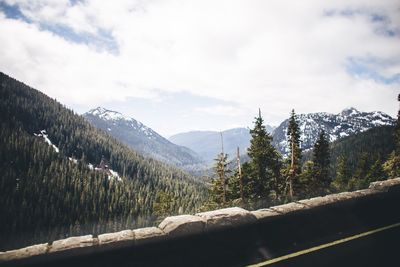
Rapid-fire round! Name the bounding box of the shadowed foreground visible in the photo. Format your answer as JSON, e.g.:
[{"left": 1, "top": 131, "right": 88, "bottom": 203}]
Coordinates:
[{"left": 1, "top": 178, "right": 400, "bottom": 267}]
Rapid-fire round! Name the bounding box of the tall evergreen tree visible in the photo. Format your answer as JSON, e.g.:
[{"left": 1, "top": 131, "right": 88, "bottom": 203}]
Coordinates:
[
  {"left": 312, "top": 130, "right": 331, "bottom": 194},
  {"left": 153, "top": 191, "right": 176, "bottom": 221},
  {"left": 383, "top": 94, "right": 400, "bottom": 178},
  {"left": 332, "top": 155, "right": 351, "bottom": 191},
  {"left": 299, "top": 161, "right": 315, "bottom": 198},
  {"left": 349, "top": 153, "right": 370, "bottom": 190},
  {"left": 227, "top": 147, "right": 244, "bottom": 202},
  {"left": 383, "top": 151, "right": 400, "bottom": 178},
  {"left": 246, "top": 109, "right": 282, "bottom": 204},
  {"left": 396, "top": 93, "right": 400, "bottom": 155},
  {"left": 212, "top": 152, "right": 230, "bottom": 204},
  {"left": 286, "top": 109, "right": 301, "bottom": 199},
  {"left": 366, "top": 158, "right": 387, "bottom": 183}
]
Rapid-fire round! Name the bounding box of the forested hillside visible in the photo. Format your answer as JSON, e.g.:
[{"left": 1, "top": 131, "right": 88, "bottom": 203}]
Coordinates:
[
  {"left": 0, "top": 72, "right": 207, "bottom": 251},
  {"left": 329, "top": 126, "right": 395, "bottom": 173},
  {"left": 302, "top": 125, "right": 394, "bottom": 179}
]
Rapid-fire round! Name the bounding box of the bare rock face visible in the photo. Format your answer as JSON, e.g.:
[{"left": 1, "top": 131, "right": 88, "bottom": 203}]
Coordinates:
[
  {"left": 159, "top": 215, "right": 206, "bottom": 237},
  {"left": 196, "top": 207, "right": 257, "bottom": 231},
  {"left": 0, "top": 243, "right": 48, "bottom": 261},
  {"left": 133, "top": 227, "right": 165, "bottom": 245},
  {"left": 98, "top": 230, "right": 135, "bottom": 248},
  {"left": 49, "top": 235, "right": 94, "bottom": 253}
]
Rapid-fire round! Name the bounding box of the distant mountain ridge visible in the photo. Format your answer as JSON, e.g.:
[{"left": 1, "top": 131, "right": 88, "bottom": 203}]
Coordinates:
[
  {"left": 169, "top": 108, "right": 395, "bottom": 163},
  {"left": 272, "top": 107, "right": 395, "bottom": 156},
  {"left": 169, "top": 128, "right": 255, "bottom": 165},
  {"left": 84, "top": 107, "right": 206, "bottom": 172}
]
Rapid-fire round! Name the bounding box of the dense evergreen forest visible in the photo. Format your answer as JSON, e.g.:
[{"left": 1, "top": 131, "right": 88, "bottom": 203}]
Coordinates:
[
  {"left": 307, "top": 125, "right": 395, "bottom": 183},
  {"left": 0, "top": 72, "right": 207, "bottom": 251},
  {"left": 206, "top": 106, "right": 399, "bottom": 211}
]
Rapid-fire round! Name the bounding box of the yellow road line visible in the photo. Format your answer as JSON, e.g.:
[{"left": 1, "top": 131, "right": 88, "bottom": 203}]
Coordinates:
[{"left": 248, "top": 222, "right": 400, "bottom": 267}]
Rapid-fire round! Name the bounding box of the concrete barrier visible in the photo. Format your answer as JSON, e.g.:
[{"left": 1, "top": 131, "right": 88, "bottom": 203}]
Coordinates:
[{"left": 1, "top": 177, "right": 399, "bottom": 266}]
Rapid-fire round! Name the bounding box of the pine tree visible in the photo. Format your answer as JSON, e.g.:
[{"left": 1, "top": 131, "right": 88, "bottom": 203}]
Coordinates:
[
  {"left": 396, "top": 93, "right": 400, "bottom": 155},
  {"left": 312, "top": 130, "right": 331, "bottom": 194},
  {"left": 299, "top": 161, "right": 315, "bottom": 198},
  {"left": 153, "top": 191, "right": 176, "bottom": 221},
  {"left": 383, "top": 152, "right": 400, "bottom": 179},
  {"left": 228, "top": 147, "right": 244, "bottom": 202},
  {"left": 383, "top": 93, "right": 400, "bottom": 179},
  {"left": 349, "top": 153, "right": 370, "bottom": 190},
  {"left": 366, "top": 158, "right": 387, "bottom": 183},
  {"left": 332, "top": 155, "right": 351, "bottom": 191},
  {"left": 286, "top": 109, "right": 301, "bottom": 199},
  {"left": 212, "top": 152, "right": 230, "bottom": 204},
  {"left": 246, "top": 109, "right": 282, "bottom": 204}
]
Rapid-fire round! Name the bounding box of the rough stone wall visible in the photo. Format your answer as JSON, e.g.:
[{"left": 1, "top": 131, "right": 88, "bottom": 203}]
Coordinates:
[{"left": 1, "top": 177, "right": 399, "bottom": 263}]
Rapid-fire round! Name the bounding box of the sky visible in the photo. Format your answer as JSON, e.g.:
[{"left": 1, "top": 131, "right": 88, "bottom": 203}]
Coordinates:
[{"left": 0, "top": 0, "right": 399, "bottom": 137}]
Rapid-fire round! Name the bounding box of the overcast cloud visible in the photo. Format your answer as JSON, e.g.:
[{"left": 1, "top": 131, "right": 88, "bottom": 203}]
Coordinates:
[{"left": 0, "top": 0, "right": 399, "bottom": 136}]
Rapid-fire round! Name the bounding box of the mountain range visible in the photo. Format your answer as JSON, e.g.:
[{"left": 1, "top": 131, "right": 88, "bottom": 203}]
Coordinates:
[
  {"left": 84, "top": 106, "right": 395, "bottom": 169},
  {"left": 169, "top": 108, "right": 394, "bottom": 162},
  {"left": 272, "top": 107, "right": 395, "bottom": 155},
  {"left": 84, "top": 107, "right": 206, "bottom": 173}
]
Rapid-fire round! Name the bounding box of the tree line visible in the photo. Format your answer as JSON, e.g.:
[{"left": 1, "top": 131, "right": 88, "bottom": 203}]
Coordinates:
[{"left": 205, "top": 97, "right": 400, "bottom": 210}]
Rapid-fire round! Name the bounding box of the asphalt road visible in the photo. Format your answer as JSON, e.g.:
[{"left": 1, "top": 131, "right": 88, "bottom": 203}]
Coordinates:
[{"left": 248, "top": 222, "right": 400, "bottom": 267}]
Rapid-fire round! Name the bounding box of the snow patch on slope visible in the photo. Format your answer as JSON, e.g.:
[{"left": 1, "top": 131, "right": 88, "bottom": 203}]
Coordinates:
[
  {"left": 34, "top": 130, "right": 59, "bottom": 153},
  {"left": 108, "top": 169, "right": 122, "bottom": 181}
]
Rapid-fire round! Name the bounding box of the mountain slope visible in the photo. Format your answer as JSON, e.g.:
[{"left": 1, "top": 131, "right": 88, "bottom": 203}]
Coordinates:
[
  {"left": 0, "top": 72, "right": 206, "bottom": 250},
  {"left": 328, "top": 125, "right": 395, "bottom": 174},
  {"left": 302, "top": 125, "right": 395, "bottom": 180},
  {"left": 169, "top": 128, "right": 254, "bottom": 165},
  {"left": 84, "top": 107, "right": 206, "bottom": 173},
  {"left": 272, "top": 108, "right": 395, "bottom": 156}
]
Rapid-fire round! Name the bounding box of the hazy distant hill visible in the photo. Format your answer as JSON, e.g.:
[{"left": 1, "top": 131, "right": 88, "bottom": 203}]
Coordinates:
[
  {"left": 84, "top": 107, "right": 206, "bottom": 173},
  {"left": 169, "top": 128, "right": 255, "bottom": 165}
]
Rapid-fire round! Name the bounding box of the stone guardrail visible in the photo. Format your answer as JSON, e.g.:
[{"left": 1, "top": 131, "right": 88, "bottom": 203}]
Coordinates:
[{"left": 1, "top": 177, "right": 400, "bottom": 265}]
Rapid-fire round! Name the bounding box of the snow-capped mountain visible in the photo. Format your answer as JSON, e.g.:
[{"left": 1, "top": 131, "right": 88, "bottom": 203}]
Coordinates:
[
  {"left": 84, "top": 107, "right": 206, "bottom": 172},
  {"left": 272, "top": 107, "right": 395, "bottom": 156}
]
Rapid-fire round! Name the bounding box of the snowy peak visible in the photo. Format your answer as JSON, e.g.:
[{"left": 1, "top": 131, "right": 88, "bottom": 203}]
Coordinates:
[
  {"left": 88, "top": 107, "right": 131, "bottom": 122},
  {"left": 272, "top": 109, "right": 395, "bottom": 156},
  {"left": 340, "top": 107, "right": 360, "bottom": 117},
  {"left": 86, "top": 107, "right": 156, "bottom": 140}
]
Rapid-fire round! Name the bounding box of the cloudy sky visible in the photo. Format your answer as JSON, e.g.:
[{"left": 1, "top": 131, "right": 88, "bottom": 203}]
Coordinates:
[{"left": 0, "top": 0, "right": 399, "bottom": 137}]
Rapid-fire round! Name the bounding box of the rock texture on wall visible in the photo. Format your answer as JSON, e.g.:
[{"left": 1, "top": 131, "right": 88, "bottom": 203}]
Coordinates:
[{"left": 1, "top": 177, "right": 399, "bottom": 263}]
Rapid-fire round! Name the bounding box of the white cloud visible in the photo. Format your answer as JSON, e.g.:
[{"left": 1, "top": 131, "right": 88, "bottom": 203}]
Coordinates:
[
  {"left": 0, "top": 0, "right": 399, "bottom": 133},
  {"left": 193, "top": 105, "right": 248, "bottom": 117}
]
